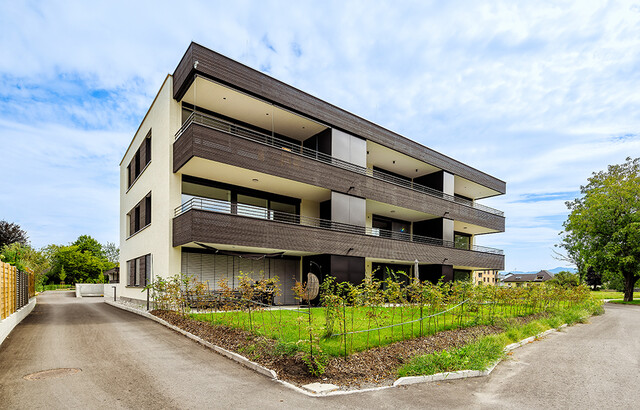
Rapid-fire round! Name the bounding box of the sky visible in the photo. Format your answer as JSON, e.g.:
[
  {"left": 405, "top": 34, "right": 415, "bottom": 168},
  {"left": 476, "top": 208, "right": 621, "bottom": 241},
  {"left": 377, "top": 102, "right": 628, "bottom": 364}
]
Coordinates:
[{"left": 1, "top": 0, "right": 639, "bottom": 272}]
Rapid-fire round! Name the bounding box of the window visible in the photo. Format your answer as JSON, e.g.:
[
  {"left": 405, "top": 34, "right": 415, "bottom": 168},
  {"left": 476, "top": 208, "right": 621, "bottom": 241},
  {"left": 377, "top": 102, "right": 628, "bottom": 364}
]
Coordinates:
[
  {"left": 128, "top": 192, "right": 151, "bottom": 237},
  {"left": 127, "top": 130, "right": 152, "bottom": 189},
  {"left": 454, "top": 232, "right": 471, "bottom": 250},
  {"left": 127, "top": 254, "right": 151, "bottom": 287}
]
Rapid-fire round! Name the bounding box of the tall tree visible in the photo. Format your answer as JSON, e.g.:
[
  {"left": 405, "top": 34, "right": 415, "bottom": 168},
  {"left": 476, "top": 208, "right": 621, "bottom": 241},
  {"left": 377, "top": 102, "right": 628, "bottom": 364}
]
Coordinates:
[
  {"left": 102, "top": 242, "right": 120, "bottom": 264},
  {"left": 0, "top": 220, "right": 28, "bottom": 249},
  {"left": 561, "top": 157, "right": 640, "bottom": 302},
  {"left": 72, "top": 235, "right": 104, "bottom": 258}
]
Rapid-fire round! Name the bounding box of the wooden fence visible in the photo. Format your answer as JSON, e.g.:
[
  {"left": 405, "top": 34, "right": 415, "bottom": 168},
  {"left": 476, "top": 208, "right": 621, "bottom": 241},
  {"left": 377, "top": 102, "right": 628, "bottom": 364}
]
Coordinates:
[{"left": 1, "top": 261, "right": 34, "bottom": 320}]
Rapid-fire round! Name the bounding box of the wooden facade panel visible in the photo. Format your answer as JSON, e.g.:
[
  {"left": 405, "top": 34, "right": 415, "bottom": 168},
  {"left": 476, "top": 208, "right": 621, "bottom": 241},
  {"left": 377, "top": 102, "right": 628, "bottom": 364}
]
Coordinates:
[
  {"left": 173, "top": 210, "right": 505, "bottom": 271},
  {"left": 173, "top": 42, "right": 506, "bottom": 194},
  {"left": 174, "top": 123, "right": 505, "bottom": 232}
]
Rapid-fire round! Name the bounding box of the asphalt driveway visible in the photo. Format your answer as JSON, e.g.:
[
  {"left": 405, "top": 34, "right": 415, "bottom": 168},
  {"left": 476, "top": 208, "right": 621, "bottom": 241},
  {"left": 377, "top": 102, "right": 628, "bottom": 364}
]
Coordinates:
[{"left": 0, "top": 292, "right": 638, "bottom": 409}]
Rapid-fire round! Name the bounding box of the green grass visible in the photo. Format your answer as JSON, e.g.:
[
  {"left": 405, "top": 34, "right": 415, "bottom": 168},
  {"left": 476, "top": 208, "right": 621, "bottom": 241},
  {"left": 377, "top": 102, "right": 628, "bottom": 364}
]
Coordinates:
[
  {"left": 397, "top": 299, "right": 603, "bottom": 377},
  {"left": 589, "top": 291, "right": 640, "bottom": 300},
  {"left": 608, "top": 299, "right": 640, "bottom": 305},
  {"left": 189, "top": 301, "right": 576, "bottom": 357}
]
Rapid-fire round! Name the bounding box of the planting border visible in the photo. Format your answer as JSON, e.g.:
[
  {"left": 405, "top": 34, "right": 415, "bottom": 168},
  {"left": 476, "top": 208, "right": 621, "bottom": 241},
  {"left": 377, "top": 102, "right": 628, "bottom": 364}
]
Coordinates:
[{"left": 105, "top": 299, "right": 569, "bottom": 397}]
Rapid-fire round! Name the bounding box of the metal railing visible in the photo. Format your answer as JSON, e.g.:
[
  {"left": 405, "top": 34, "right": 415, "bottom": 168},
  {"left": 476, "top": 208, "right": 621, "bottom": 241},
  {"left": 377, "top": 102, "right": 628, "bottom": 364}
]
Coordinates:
[
  {"left": 175, "top": 196, "right": 504, "bottom": 255},
  {"left": 175, "top": 112, "right": 504, "bottom": 217}
]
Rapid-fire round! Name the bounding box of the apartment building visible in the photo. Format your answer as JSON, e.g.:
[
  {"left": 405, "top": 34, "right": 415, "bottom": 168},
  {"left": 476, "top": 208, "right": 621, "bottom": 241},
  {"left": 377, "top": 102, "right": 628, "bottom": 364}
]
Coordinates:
[
  {"left": 118, "top": 42, "right": 506, "bottom": 304},
  {"left": 473, "top": 269, "right": 499, "bottom": 285}
]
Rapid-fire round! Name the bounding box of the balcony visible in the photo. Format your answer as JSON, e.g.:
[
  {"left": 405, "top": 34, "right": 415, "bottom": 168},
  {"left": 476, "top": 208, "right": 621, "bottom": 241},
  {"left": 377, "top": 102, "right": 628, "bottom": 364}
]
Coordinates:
[
  {"left": 175, "top": 196, "right": 504, "bottom": 256},
  {"left": 175, "top": 112, "right": 504, "bottom": 217}
]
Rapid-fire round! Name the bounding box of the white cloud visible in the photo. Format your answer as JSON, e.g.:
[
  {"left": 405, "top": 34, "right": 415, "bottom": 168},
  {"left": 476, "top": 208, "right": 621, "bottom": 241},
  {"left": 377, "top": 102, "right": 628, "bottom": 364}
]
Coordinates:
[{"left": 1, "top": 0, "right": 639, "bottom": 271}]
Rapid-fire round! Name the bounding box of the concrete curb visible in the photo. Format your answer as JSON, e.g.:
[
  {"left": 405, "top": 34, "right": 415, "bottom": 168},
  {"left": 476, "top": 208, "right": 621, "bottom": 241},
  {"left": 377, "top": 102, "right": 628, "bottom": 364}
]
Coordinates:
[
  {"left": 104, "top": 300, "right": 568, "bottom": 397},
  {"left": 0, "top": 297, "right": 37, "bottom": 347}
]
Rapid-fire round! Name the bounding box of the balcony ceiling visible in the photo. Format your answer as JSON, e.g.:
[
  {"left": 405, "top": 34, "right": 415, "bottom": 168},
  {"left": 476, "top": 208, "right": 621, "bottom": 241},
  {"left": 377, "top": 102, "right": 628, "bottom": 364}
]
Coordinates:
[
  {"left": 454, "top": 176, "right": 501, "bottom": 200},
  {"left": 454, "top": 220, "right": 499, "bottom": 235},
  {"left": 366, "top": 199, "right": 438, "bottom": 222},
  {"left": 367, "top": 141, "right": 439, "bottom": 178},
  {"left": 181, "top": 242, "right": 314, "bottom": 257},
  {"left": 179, "top": 157, "right": 331, "bottom": 202},
  {"left": 182, "top": 76, "right": 327, "bottom": 141}
]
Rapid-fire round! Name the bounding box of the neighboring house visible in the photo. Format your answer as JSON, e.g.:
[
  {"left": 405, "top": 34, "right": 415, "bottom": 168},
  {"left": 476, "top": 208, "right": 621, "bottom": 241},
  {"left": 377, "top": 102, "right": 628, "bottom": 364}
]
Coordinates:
[
  {"left": 103, "top": 267, "right": 119, "bottom": 284},
  {"left": 503, "top": 270, "right": 554, "bottom": 287},
  {"left": 117, "top": 42, "right": 506, "bottom": 304},
  {"left": 473, "top": 269, "right": 499, "bottom": 285}
]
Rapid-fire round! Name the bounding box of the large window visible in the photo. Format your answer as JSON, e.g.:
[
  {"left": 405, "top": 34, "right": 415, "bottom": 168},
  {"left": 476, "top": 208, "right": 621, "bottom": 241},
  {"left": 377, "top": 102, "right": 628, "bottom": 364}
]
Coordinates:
[
  {"left": 127, "top": 254, "right": 151, "bottom": 287},
  {"left": 127, "top": 192, "right": 151, "bottom": 237},
  {"left": 127, "top": 130, "right": 151, "bottom": 189},
  {"left": 181, "top": 176, "right": 300, "bottom": 221},
  {"left": 371, "top": 215, "right": 410, "bottom": 239}
]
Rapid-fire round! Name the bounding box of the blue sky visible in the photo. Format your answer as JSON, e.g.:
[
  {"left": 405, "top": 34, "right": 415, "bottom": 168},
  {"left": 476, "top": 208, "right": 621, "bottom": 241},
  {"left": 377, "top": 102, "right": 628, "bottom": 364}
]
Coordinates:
[{"left": 1, "top": 1, "right": 639, "bottom": 271}]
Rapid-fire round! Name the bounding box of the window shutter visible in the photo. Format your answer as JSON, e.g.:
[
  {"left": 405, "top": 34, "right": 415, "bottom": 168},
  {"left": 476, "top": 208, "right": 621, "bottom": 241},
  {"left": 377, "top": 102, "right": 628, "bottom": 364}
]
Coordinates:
[
  {"left": 128, "top": 260, "right": 135, "bottom": 286},
  {"left": 139, "top": 256, "right": 146, "bottom": 287}
]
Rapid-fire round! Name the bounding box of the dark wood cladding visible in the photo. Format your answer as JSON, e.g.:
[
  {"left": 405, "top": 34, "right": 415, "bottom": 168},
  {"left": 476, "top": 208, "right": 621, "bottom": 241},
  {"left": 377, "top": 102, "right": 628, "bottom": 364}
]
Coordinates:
[
  {"left": 172, "top": 42, "right": 506, "bottom": 195},
  {"left": 173, "top": 210, "right": 505, "bottom": 270},
  {"left": 174, "top": 122, "right": 505, "bottom": 232}
]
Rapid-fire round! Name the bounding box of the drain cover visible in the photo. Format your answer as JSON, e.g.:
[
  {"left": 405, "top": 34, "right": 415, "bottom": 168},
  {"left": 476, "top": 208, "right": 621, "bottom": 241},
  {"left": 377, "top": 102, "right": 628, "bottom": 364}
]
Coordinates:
[{"left": 23, "top": 368, "right": 82, "bottom": 381}]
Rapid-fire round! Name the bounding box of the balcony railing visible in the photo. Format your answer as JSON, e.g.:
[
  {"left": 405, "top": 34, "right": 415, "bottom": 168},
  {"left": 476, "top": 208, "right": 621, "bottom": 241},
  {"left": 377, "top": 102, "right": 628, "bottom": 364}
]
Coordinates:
[
  {"left": 175, "top": 111, "right": 504, "bottom": 217},
  {"left": 175, "top": 196, "right": 504, "bottom": 256}
]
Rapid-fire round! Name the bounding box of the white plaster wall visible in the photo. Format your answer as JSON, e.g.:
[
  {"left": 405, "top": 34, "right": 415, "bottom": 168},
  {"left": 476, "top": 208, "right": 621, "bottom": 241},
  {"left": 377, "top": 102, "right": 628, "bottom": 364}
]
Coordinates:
[{"left": 118, "top": 75, "right": 182, "bottom": 302}]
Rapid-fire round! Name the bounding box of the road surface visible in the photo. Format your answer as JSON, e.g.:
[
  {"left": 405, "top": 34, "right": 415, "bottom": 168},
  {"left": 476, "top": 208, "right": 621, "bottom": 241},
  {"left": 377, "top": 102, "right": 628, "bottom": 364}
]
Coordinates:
[{"left": 0, "top": 291, "right": 638, "bottom": 409}]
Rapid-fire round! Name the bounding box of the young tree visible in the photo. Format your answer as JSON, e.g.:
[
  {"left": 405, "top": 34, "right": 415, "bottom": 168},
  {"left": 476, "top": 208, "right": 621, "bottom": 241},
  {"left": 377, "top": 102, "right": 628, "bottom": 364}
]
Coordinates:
[
  {"left": 0, "top": 220, "right": 28, "bottom": 249},
  {"left": 561, "top": 157, "right": 640, "bottom": 301}
]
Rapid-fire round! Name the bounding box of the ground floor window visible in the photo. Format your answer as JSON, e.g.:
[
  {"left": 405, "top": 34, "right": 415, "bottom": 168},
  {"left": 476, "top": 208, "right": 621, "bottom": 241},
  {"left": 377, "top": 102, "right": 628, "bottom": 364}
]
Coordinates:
[
  {"left": 180, "top": 249, "right": 299, "bottom": 305},
  {"left": 127, "top": 254, "right": 151, "bottom": 287}
]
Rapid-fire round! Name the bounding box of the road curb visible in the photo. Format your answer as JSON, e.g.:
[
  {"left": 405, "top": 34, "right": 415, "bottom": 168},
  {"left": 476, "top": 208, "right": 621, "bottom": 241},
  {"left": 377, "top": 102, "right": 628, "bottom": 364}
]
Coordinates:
[{"left": 104, "top": 300, "right": 568, "bottom": 397}]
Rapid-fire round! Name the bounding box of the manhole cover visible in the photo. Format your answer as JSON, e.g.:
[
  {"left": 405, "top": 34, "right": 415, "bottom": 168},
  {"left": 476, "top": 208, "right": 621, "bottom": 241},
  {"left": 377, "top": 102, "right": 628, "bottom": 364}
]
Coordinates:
[{"left": 23, "top": 368, "right": 82, "bottom": 381}]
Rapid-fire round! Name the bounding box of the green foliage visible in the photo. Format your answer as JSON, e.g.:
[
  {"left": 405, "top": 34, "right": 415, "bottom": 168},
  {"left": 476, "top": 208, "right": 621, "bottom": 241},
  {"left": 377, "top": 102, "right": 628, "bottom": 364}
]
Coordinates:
[
  {"left": 398, "top": 299, "right": 603, "bottom": 377},
  {"left": 1, "top": 242, "right": 50, "bottom": 288},
  {"left": 561, "top": 157, "right": 640, "bottom": 301},
  {"left": 0, "top": 242, "right": 28, "bottom": 271},
  {"left": 185, "top": 271, "right": 594, "bottom": 379},
  {"left": 548, "top": 271, "right": 580, "bottom": 288},
  {"left": 72, "top": 235, "right": 104, "bottom": 258},
  {"left": 59, "top": 266, "right": 67, "bottom": 283},
  {"left": 46, "top": 235, "right": 116, "bottom": 284}
]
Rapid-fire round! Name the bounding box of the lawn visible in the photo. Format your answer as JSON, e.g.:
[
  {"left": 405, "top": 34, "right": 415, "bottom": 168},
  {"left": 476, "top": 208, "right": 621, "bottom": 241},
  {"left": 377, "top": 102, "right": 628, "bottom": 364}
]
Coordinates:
[
  {"left": 590, "top": 291, "right": 640, "bottom": 300},
  {"left": 190, "top": 300, "right": 577, "bottom": 357}
]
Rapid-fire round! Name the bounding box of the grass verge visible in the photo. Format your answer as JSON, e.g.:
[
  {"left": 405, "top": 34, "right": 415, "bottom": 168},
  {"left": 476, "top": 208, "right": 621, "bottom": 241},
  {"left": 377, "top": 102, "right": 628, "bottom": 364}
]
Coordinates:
[
  {"left": 608, "top": 299, "right": 640, "bottom": 305},
  {"left": 397, "top": 299, "right": 604, "bottom": 378}
]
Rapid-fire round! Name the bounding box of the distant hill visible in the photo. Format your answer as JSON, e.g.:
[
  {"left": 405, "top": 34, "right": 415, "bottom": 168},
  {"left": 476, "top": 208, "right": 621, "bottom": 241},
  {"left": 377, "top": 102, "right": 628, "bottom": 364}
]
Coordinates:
[{"left": 499, "top": 267, "right": 577, "bottom": 275}]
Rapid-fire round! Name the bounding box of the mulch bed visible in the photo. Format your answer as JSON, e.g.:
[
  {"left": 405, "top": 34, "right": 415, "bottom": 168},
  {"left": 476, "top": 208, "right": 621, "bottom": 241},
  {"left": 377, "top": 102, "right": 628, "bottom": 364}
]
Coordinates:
[{"left": 151, "top": 310, "right": 539, "bottom": 389}]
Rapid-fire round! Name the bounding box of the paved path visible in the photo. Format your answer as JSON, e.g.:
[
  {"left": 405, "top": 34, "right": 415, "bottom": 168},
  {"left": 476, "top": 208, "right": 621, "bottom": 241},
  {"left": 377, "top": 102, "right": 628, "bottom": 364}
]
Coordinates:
[{"left": 0, "top": 292, "right": 638, "bottom": 409}]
